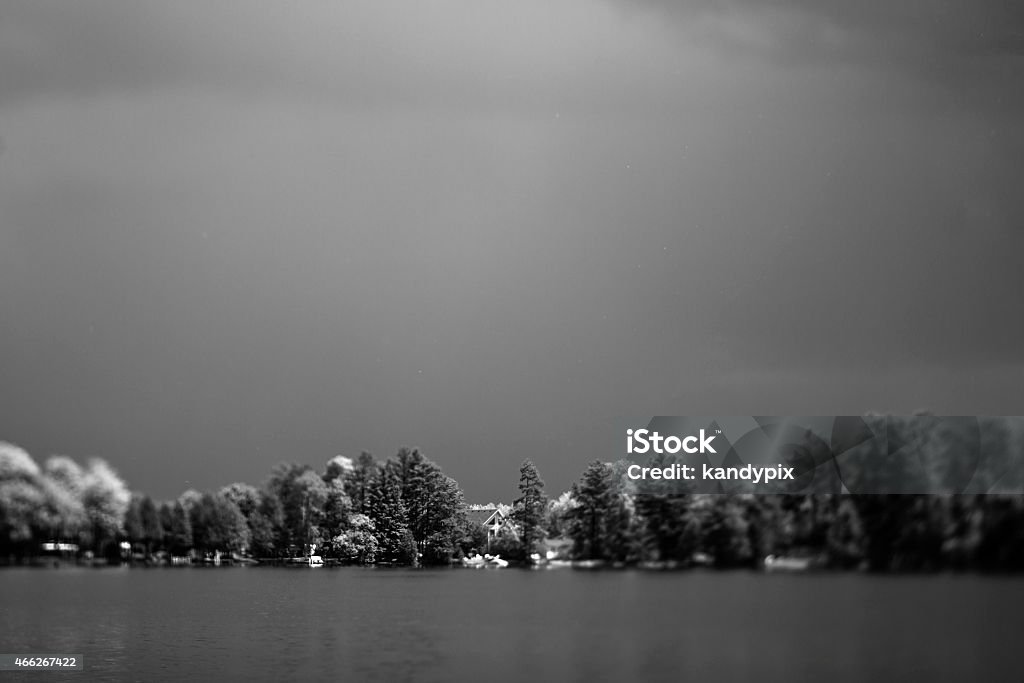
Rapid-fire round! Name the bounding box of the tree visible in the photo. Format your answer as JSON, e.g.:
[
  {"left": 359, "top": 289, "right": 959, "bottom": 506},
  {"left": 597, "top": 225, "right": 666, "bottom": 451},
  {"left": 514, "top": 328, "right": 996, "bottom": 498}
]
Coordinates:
[
  {"left": 267, "top": 463, "right": 329, "bottom": 555},
  {"left": 38, "top": 476, "right": 88, "bottom": 544},
  {"left": 0, "top": 444, "right": 45, "bottom": 555},
  {"left": 43, "top": 456, "right": 85, "bottom": 496},
  {"left": 219, "top": 483, "right": 261, "bottom": 520},
  {"left": 825, "top": 497, "right": 865, "bottom": 568},
  {"left": 81, "top": 459, "right": 130, "bottom": 558},
  {"left": 0, "top": 479, "right": 47, "bottom": 554},
  {"left": 851, "top": 494, "right": 918, "bottom": 571},
  {"left": 0, "top": 443, "right": 40, "bottom": 480},
  {"left": 189, "top": 493, "right": 250, "bottom": 555},
  {"left": 160, "top": 501, "right": 193, "bottom": 556},
  {"left": 139, "top": 495, "right": 163, "bottom": 554},
  {"left": 332, "top": 513, "right": 378, "bottom": 564},
  {"left": 324, "top": 455, "right": 354, "bottom": 484},
  {"left": 385, "top": 448, "right": 465, "bottom": 565},
  {"left": 366, "top": 466, "right": 415, "bottom": 564},
  {"left": 220, "top": 483, "right": 268, "bottom": 555},
  {"left": 457, "top": 514, "right": 490, "bottom": 556},
  {"left": 512, "top": 460, "right": 547, "bottom": 561},
  {"left": 124, "top": 494, "right": 145, "bottom": 547},
  {"left": 321, "top": 479, "right": 351, "bottom": 549},
  {"left": 634, "top": 452, "right": 699, "bottom": 564},
  {"left": 415, "top": 471, "right": 465, "bottom": 564},
  {"left": 976, "top": 497, "right": 1024, "bottom": 571},
  {"left": 248, "top": 491, "right": 284, "bottom": 558},
  {"left": 546, "top": 491, "right": 575, "bottom": 538},
  {"left": 41, "top": 455, "right": 89, "bottom": 544},
  {"left": 345, "top": 451, "right": 377, "bottom": 514},
  {"left": 604, "top": 492, "right": 640, "bottom": 563},
  {"left": 701, "top": 497, "right": 753, "bottom": 568},
  {"left": 177, "top": 489, "right": 204, "bottom": 515},
  {"left": 566, "top": 461, "right": 615, "bottom": 561},
  {"left": 124, "top": 494, "right": 164, "bottom": 556}
]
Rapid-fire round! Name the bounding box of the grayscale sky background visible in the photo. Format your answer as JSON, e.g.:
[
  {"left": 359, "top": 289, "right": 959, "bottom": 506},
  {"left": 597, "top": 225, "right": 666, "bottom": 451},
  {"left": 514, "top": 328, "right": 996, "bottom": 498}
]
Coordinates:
[{"left": 2, "top": 0, "right": 1023, "bottom": 501}]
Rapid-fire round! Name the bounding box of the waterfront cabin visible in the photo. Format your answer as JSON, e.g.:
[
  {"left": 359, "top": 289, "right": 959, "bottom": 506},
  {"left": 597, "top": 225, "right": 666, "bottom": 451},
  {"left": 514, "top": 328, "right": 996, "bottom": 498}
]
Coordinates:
[{"left": 466, "top": 506, "right": 511, "bottom": 550}]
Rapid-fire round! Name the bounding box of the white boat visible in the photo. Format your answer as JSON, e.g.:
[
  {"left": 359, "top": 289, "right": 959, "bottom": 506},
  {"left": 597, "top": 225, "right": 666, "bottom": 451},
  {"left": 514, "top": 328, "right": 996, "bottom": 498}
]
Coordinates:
[
  {"left": 308, "top": 555, "right": 324, "bottom": 567},
  {"left": 462, "top": 553, "right": 508, "bottom": 568},
  {"left": 485, "top": 554, "right": 508, "bottom": 568}
]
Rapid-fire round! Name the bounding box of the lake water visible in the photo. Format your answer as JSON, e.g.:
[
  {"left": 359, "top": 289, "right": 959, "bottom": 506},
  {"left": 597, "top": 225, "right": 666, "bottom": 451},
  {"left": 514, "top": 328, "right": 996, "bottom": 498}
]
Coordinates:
[{"left": 2, "top": 567, "right": 1022, "bottom": 682}]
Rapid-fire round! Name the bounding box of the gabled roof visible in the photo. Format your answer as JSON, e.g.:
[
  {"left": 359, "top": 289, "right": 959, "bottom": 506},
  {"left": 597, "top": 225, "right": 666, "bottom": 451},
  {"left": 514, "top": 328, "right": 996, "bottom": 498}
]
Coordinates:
[{"left": 466, "top": 507, "right": 504, "bottom": 526}]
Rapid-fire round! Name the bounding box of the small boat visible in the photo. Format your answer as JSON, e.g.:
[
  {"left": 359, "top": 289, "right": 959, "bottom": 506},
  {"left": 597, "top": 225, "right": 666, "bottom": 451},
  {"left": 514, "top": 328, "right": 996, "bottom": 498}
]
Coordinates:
[
  {"left": 308, "top": 555, "right": 324, "bottom": 567},
  {"left": 462, "top": 554, "right": 486, "bottom": 568},
  {"left": 461, "top": 553, "right": 508, "bottom": 568},
  {"left": 484, "top": 554, "right": 508, "bottom": 568}
]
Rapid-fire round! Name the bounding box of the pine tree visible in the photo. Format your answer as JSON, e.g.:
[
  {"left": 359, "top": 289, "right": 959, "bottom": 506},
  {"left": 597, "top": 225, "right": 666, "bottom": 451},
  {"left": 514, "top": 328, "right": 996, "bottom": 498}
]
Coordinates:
[
  {"left": 512, "top": 460, "right": 547, "bottom": 561},
  {"left": 567, "top": 461, "right": 615, "bottom": 561},
  {"left": 386, "top": 448, "right": 465, "bottom": 565},
  {"left": 634, "top": 451, "right": 698, "bottom": 563},
  {"left": 605, "top": 493, "right": 639, "bottom": 563},
  {"left": 345, "top": 451, "right": 377, "bottom": 514},
  {"left": 366, "top": 466, "right": 415, "bottom": 564}
]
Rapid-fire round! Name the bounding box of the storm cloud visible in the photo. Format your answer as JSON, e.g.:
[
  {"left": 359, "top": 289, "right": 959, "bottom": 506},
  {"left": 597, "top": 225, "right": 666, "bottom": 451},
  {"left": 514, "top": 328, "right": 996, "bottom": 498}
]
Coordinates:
[{"left": 1, "top": 1, "right": 1021, "bottom": 500}]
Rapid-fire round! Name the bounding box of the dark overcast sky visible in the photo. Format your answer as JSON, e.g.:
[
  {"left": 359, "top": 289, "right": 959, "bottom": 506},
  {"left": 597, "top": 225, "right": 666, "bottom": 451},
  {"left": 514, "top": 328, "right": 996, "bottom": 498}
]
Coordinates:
[{"left": 2, "top": 0, "right": 1023, "bottom": 502}]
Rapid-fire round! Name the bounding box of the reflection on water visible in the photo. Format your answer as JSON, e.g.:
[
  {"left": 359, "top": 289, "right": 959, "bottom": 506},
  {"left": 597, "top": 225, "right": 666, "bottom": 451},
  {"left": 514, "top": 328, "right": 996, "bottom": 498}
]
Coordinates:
[{"left": 2, "top": 567, "right": 1022, "bottom": 682}]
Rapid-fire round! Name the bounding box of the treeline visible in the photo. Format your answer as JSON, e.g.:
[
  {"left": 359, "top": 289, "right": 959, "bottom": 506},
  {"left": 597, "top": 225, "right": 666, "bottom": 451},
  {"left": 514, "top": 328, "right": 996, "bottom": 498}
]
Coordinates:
[
  {"left": 504, "top": 460, "right": 1024, "bottom": 571},
  {"left": 0, "top": 443, "right": 469, "bottom": 566},
  {"left": 6, "top": 439, "right": 1024, "bottom": 571}
]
